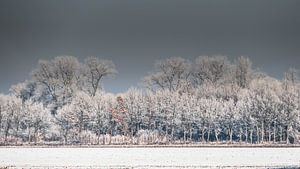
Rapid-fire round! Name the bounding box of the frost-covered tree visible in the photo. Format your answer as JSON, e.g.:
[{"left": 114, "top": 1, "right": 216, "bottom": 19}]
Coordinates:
[
  {"left": 10, "top": 80, "right": 37, "bottom": 103},
  {"left": 236, "top": 89, "right": 256, "bottom": 143},
  {"left": 249, "top": 77, "right": 282, "bottom": 143},
  {"left": 89, "top": 92, "right": 113, "bottom": 144},
  {"left": 55, "top": 105, "right": 73, "bottom": 144},
  {"left": 0, "top": 95, "right": 22, "bottom": 144},
  {"left": 2, "top": 55, "right": 300, "bottom": 145},
  {"left": 32, "top": 56, "right": 81, "bottom": 114},
  {"left": 23, "top": 100, "right": 50, "bottom": 144},
  {"left": 56, "top": 91, "right": 95, "bottom": 143},
  {"left": 123, "top": 88, "right": 145, "bottom": 140},
  {"left": 0, "top": 95, "right": 4, "bottom": 135},
  {"left": 221, "top": 98, "right": 239, "bottom": 143},
  {"left": 235, "top": 56, "right": 253, "bottom": 88},
  {"left": 192, "top": 56, "right": 232, "bottom": 86},
  {"left": 83, "top": 56, "right": 117, "bottom": 96},
  {"left": 144, "top": 57, "right": 192, "bottom": 93},
  {"left": 280, "top": 68, "right": 300, "bottom": 144},
  {"left": 32, "top": 56, "right": 117, "bottom": 115}
]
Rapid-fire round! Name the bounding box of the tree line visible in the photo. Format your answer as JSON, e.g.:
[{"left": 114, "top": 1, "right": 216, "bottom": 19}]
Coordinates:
[{"left": 0, "top": 55, "right": 299, "bottom": 145}]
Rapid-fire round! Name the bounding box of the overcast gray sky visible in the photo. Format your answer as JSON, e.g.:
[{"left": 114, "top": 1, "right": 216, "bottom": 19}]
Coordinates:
[{"left": 0, "top": 0, "right": 300, "bottom": 93}]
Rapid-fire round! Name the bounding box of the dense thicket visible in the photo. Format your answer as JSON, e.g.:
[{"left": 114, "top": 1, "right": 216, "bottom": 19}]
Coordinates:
[{"left": 0, "top": 56, "right": 299, "bottom": 145}]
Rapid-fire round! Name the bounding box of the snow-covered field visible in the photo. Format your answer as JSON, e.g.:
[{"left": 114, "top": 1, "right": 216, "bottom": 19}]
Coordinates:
[{"left": 0, "top": 147, "right": 300, "bottom": 168}]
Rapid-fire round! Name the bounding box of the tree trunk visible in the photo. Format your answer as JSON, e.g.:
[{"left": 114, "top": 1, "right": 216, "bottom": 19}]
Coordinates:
[
  {"left": 34, "top": 128, "right": 38, "bottom": 144},
  {"left": 273, "top": 122, "right": 276, "bottom": 143},
  {"left": 97, "top": 134, "right": 100, "bottom": 145},
  {"left": 109, "top": 130, "right": 112, "bottom": 145},
  {"left": 183, "top": 127, "right": 186, "bottom": 144},
  {"left": 207, "top": 125, "right": 211, "bottom": 142},
  {"left": 79, "top": 111, "right": 83, "bottom": 144},
  {"left": 102, "top": 134, "right": 105, "bottom": 145},
  {"left": 64, "top": 134, "right": 67, "bottom": 145},
  {"left": 250, "top": 130, "right": 253, "bottom": 144},
  {"left": 131, "top": 130, "right": 135, "bottom": 144},
  {"left": 229, "top": 128, "right": 233, "bottom": 144},
  {"left": 280, "top": 126, "right": 283, "bottom": 142},
  {"left": 189, "top": 128, "right": 193, "bottom": 142},
  {"left": 201, "top": 128, "right": 205, "bottom": 143},
  {"left": 15, "top": 123, "right": 20, "bottom": 145},
  {"left": 63, "top": 129, "right": 68, "bottom": 145},
  {"left": 239, "top": 128, "right": 242, "bottom": 143},
  {"left": 261, "top": 121, "right": 264, "bottom": 143},
  {"left": 256, "top": 125, "right": 260, "bottom": 144},
  {"left": 28, "top": 127, "right": 31, "bottom": 144},
  {"left": 268, "top": 124, "right": 271, "bottom": 143},
  {"left": 4, "top": 124, "right": 10, "bottom": 144},
  {"left": 171, "top": 126, "right": 174, "bottom": 143},
  {"left": 215, "top": 130, "right": 219, "bottom": 143},
  {"left": 245, "top": 126, "right": 248, "bottom": 143},
  {"left": 165, "top": 126, "right": 169, "bottom": 144},
  {"left": 286, "top": 125, "right": 290, "bottom": 144}
]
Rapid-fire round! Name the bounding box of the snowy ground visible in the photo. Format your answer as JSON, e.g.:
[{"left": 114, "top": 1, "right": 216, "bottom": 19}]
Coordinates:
[{"left": 0, "top": 147, "right": 300, "bottom": 168}]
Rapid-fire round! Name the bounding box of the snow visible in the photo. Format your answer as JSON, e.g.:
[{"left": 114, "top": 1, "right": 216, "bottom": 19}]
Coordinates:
[{"left": 0, "top": 147, "right": 300, "bottom": 168}]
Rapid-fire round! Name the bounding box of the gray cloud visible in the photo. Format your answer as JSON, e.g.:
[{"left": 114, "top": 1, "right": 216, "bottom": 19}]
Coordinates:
[{"left": 0, "top": 0, "right": 300, "bottom": 93}]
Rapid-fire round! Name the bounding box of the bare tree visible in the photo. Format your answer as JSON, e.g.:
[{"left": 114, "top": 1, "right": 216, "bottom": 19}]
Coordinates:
[
  {"left": 192, "top": 56, "right": 232, "bottom": 86},
  {"left": 144, "top": 57, "right": 192, "bottom": 92},
  {"left": 83, "top": 56, "right": 117, "bottom": 96},
  {"left": 32, "top": 56, "right": 81, "bottom": 113}
]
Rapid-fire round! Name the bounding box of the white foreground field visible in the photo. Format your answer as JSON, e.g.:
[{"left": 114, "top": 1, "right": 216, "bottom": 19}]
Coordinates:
[{"left": 0, "top": 147, "right": 300, "bottom": 168}]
